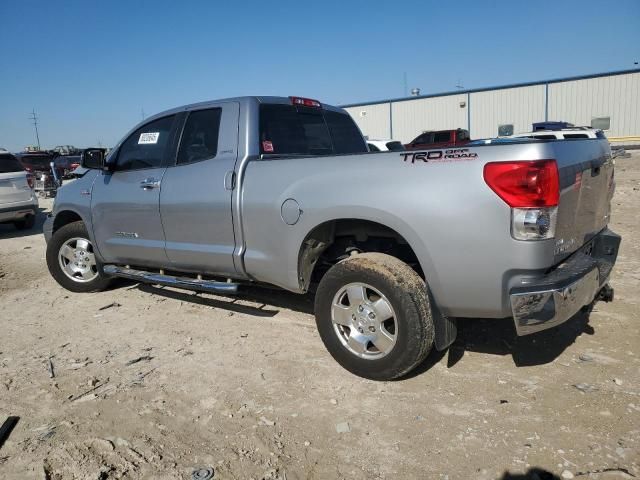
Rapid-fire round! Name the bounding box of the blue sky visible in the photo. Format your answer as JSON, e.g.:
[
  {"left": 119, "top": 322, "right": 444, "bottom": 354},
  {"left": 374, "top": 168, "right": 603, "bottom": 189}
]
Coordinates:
[{"left": 1, "top": 0, "right": 638, "bottom": 151}]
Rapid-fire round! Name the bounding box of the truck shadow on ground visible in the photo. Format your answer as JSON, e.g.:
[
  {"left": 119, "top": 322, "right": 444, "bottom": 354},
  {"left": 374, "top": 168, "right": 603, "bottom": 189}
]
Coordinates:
[
  {"left": 409, "top": 306, "right": 596, "bottom": 378},
  {"left": 133, "top": 281, "right": 595, "bottom": 376},
  {"left": 0, "top": 207, "right": 48, "bottom": 240},
  {"left": 497, "top": 468, "right": 560, "bottom": 480},
  {"left": 135, "top": 282, "right": 314, "bottom": 319}
]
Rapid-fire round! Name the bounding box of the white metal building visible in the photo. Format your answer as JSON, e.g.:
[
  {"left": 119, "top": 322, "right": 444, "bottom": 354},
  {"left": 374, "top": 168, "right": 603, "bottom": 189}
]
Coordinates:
[{"left": 341, "top": 69, "right": 640, "bottom": 144}]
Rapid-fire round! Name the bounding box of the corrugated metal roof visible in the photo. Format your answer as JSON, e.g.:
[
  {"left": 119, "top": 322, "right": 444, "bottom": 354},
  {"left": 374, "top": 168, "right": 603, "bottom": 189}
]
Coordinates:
[{"left": 340, "top": 68, "right": 640, "bottom": 109}]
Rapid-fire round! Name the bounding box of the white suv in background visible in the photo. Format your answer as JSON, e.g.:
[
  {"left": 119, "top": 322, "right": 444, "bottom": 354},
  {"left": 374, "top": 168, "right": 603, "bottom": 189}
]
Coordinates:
[
  {"left": 366, "top": 139, "right": 405, "bottom": 152},
  {"left": 511, "top": 127, "right": 606, "bottom": 140},
  {"left": 0, "top": 151, "right": 39, "bottom": 230}
]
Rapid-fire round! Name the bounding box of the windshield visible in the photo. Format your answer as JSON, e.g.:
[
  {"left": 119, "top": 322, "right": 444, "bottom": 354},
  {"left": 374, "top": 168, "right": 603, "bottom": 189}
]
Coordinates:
[{"left": 259, "top": 104, "right": 367, "bottom": 156}]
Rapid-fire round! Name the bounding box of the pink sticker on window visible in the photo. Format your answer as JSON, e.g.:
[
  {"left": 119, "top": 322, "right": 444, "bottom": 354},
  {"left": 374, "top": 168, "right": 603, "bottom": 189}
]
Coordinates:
[{"left": 262, "top": 140, "right": 274, "bottom": 152}]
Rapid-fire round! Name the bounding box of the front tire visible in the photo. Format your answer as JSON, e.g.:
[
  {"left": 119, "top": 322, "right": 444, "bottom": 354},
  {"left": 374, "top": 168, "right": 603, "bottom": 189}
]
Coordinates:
[
  {"left": 46, "top": 221, "right": 112, "bottom": 293},
  {"left": 314, "top": 253, "right": 434, "bottom": 380}
]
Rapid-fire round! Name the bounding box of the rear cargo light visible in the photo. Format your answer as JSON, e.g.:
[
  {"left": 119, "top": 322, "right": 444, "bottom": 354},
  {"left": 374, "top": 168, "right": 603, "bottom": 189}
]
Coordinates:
[
  {"left": 26, "top": 172, "right": 34, "bottom": 189},
  {"left": 483, "top": 160, "right": 559, "bottom": 207},
  {"left": 290, "top": 96, "right": 322, "bottom": 108},
  {"left": 483, "top": 160, "right": 560, "bottom": 241}
]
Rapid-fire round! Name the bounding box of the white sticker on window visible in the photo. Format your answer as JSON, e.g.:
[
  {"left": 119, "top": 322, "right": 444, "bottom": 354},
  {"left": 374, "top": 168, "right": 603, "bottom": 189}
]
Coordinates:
[{"left": 138, "top": 132, "right": 160, "bottom": 144}]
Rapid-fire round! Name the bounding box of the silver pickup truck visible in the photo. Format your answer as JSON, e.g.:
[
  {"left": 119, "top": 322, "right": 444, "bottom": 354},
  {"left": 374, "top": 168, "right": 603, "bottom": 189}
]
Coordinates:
[{"left": 43, "top": 96, "right": 620, "bottom": 380}]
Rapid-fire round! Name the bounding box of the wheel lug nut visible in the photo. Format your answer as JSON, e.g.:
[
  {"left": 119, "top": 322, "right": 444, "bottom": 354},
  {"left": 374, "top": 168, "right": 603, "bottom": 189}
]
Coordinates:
[
  {"left": 351, "top": 314, "right": 356, "bottom": 320},
  {"left": 368, "top": 326, "right": 376, "bottom": 333},
  {"left": 358, "top": 327, "right": 364, "bottom": 333},
  {"left": 368, "top": 312, "right": 376, "bottom": 319},
  {"left": 358, "top": 305, "right": 364, "bottom": 312}
]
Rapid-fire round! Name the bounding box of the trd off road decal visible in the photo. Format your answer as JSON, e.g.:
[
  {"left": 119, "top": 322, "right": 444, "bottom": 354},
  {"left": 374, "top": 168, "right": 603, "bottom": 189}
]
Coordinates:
[{"left": 401, "top": 148, "right": 478, "bottom": 164}]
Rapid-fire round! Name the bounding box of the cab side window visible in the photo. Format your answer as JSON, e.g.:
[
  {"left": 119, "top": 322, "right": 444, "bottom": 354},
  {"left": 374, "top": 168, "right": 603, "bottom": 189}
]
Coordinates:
[
  {"left": 116, "top": 115, "right": 176, "bottom": 171},
  {"left": 413, "top": 133, "right": 433, "bottom": 145},
  {"left": 433, "top": 131, "right": 450, "bottom": 143},
  {"left": 177, "top": 108, "right": 222, "bottom": 165}
]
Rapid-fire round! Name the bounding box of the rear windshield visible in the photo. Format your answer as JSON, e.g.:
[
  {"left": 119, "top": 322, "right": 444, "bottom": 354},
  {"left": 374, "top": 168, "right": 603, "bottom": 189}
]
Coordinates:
[
  {"left": 259, "top": 104, "right": 367, "bottom": 156},
  {"left": 19, "top": 154, "right": 52, "bottom": 169},
  {"left": 0, "top": 154, "right": 25, "bottom": 173}
]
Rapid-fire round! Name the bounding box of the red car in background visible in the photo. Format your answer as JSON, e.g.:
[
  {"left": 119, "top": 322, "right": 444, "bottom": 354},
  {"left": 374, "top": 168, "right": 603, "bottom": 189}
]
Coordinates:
[{"left": 405, "top": 128, "right": 470, "bottom": 150}]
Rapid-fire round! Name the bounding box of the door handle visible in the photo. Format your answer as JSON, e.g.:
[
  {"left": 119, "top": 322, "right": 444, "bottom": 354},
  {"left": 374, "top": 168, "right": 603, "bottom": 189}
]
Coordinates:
[{"left": 140, "top": 178, "right": 161, "bottom": 189}]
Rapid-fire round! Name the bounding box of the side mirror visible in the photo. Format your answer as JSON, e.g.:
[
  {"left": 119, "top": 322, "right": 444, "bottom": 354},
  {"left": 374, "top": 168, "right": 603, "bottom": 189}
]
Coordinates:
[{"left": 81, "top": 148, "right": 106, "bottom": 169}]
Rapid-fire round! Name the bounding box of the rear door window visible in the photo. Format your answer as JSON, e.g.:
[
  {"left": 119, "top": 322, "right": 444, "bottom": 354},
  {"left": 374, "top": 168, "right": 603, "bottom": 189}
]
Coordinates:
[
  {"left": 259, "top": 104, "right": 367, "bottom": 156},
  {"left": 0, "top": 154, "right": 24, "bottom": 173},
  {"left": 177, "top": 108, "right": 222, "bottom": 165}
]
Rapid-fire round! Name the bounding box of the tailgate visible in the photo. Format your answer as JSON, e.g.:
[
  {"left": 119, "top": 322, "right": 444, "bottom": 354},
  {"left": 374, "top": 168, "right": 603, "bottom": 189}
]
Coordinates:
[
  {"left": 552, "top": 139, "right": 614, "bottom": 261},
  {"left": 0, "top": 172, "right": 32, "bottom": 204}
]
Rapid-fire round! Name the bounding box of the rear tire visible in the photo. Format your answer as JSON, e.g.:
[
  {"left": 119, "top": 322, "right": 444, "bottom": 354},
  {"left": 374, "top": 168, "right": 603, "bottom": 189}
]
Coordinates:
[
  {"left": 314, "top": 252, "right": 434, "bottom": 380},
  {"left": 14, "top": 214, "right": 35, "bottom": 230},
  {"left": 46, "top": 221, "right": 112, "bottom": 293}
]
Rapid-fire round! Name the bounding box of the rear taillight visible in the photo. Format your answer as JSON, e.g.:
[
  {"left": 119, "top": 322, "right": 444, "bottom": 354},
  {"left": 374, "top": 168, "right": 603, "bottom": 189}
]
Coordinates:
[
  {"left": 26, "top": 173, "right": 34, "bottom": 189},
  {"left": 483, "top": 160, "right": 560, "bottom": 241},
  {"left": 483, "top": 160, "right": 559, "bottom": 207},
  {"left": 290, "top": 96, "right": 322, "bottom": 108}
]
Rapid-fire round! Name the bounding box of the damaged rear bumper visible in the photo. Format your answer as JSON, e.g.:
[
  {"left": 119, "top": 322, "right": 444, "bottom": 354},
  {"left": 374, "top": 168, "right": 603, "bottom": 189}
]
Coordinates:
[{"left": 510, "top": 228, "right": 621, "bottom": 336}]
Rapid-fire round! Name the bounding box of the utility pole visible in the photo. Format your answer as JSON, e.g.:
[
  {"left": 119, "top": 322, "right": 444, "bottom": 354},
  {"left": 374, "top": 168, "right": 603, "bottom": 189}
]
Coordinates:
[{"left": 29, "top": 109, "right": 41, "bottom": 150}]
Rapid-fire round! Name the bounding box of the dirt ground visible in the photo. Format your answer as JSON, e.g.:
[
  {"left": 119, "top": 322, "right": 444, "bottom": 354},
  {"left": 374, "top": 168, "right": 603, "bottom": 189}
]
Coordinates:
[{"left": 1, "top": 153, "right": 639, "bottom": 480}]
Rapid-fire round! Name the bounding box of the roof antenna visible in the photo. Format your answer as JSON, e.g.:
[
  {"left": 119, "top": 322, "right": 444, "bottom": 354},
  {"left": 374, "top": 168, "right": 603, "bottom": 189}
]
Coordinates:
[{"left": 455, "top": 79, "right": 464, "bottom": 90}]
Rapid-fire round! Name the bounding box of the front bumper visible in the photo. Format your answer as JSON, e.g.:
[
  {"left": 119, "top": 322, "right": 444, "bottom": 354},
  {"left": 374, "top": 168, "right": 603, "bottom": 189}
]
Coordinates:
[{"left": 510, "top": 228, "right": 621, "bottom": 335}]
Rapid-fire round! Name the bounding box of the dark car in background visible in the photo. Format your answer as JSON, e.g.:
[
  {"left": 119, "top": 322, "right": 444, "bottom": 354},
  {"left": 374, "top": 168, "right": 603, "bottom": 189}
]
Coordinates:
[
  {"left": 405, "top": 128, "right": 470, "bottom": 150},
  {"left": 54, "top": 155, "right": 82, "bottom": 178},
  {"left": 16, "top": 151, "right": 64, "bottom": 197},
  {"left": 16, "top": 151, "right": 61, "bottom": 176}
]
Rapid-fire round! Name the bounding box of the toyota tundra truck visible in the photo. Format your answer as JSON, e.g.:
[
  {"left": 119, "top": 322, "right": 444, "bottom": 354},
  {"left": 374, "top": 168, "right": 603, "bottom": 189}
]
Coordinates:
[{"left": 43, "top": 96, "right": 620, "bottom": 380}]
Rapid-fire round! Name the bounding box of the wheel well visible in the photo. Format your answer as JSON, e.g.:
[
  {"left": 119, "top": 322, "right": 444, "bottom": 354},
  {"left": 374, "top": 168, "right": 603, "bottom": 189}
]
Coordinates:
[
  {"left": 298, "top": 219, "right": 422, "bottom": 291},
  {"left": 53, "top": 210, "right": 82, "bottom": 233}
]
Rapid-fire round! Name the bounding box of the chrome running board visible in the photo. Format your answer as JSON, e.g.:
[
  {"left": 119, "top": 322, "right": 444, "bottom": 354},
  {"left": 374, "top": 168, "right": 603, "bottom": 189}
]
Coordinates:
[{"left": 103, "top": 265, "right": 239, "bottom": 294}]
